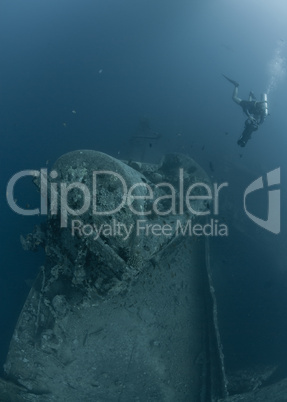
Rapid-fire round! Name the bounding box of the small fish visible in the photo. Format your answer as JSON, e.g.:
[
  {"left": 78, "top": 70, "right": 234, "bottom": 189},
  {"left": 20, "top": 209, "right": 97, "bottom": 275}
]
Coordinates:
[
  {"left": 202, "top": 145, "right": 205, "bottom": 151},
  {"left": 72, "top": 110, "right": 76, "bottom": 114},
  {"left": 209, "top": 162, "right": 214, "bottom": 172},
  {"left": 225, "top": 131, "right": 228, "bottom": 135}
]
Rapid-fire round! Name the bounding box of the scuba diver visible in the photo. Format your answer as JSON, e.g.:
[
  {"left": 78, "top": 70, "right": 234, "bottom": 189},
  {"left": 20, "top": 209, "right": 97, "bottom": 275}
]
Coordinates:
[{"left": 223, "top": 75, "right": 269, "bottom": 147}]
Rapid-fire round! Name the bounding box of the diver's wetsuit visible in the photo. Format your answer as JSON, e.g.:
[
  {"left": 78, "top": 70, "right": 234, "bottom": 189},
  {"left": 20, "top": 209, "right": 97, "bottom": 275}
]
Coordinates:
[
  {"left": 240, "top": 100, "right": 260, "bottom": 116},
  {"left": 223, "top": 75, "right": 267, "bottom": 147},
  {"left": 237, "top": 100, "right": 265, "bottom": 147}
]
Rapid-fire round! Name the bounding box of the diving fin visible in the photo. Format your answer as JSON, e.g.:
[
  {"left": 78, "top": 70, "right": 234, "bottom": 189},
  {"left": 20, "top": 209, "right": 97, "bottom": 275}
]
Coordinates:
[{"left": 222, "top": 74, "right": 239, "bottom": 87}]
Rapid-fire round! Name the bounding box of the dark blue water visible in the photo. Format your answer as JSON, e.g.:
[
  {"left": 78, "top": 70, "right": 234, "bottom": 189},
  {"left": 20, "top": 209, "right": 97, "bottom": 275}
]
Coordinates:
[{"left": 1, "top": 0, "right": 287, "bottom": 380}]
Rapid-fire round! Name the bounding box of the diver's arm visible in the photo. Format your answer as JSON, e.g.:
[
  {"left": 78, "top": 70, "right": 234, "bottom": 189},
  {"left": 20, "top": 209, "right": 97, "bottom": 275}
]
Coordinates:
[
  {"left": 245, "top": 109, "right": 256, "bottom": 122},
  {"left": 248, "top": 91, "right": 256, "bottom": 101},
  {"left": 245, "top": 109, "right": 252, "bottom": 119},
  {"left": 232, "top": 86, "right": 242, "bottom": 104},
  {"left": 246, "top": 112, "right": 259, "bottom": 127}
]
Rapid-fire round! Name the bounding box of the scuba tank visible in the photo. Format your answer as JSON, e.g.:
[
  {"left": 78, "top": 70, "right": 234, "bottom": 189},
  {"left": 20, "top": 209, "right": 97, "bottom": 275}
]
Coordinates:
[{"left": 261, "top": 93, "right": 269, "bottom": 118}]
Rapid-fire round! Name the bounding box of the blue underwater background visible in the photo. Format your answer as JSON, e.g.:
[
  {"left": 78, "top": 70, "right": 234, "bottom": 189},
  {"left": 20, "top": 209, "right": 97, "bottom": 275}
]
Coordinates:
[{"left": 1, "top": 0, "right": 287, "bottom": 382}]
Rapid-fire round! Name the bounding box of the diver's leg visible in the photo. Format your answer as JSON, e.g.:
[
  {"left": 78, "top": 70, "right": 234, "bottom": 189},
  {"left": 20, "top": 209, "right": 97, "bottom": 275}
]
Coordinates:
[
  {"left": 237, "top": 126, "right": 249, "bottom": 147},
  {"left": 232, "top": 86, "right": 242, "bottom": 105},
  {"left": 237, "top": 120, "right": 255, "bottom": 147}
]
